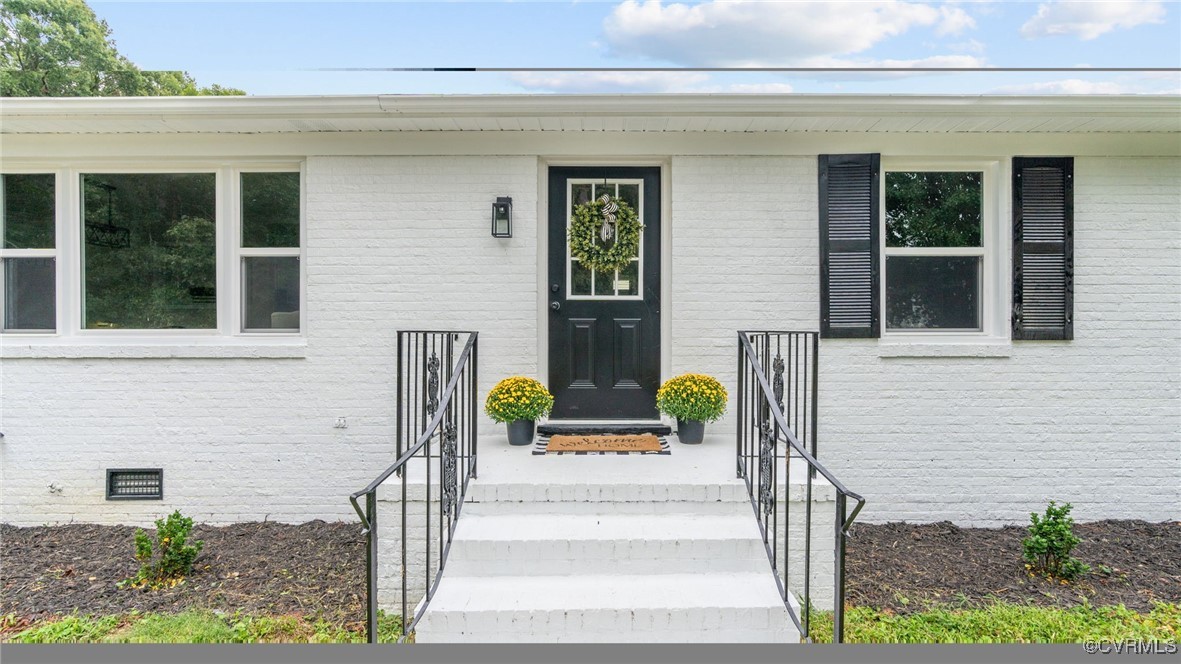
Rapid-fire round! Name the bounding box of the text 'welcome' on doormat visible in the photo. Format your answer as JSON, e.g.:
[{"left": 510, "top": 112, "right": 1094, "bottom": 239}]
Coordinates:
[{"left": 533, "top": 433, "right": 671, "bottom": 455}]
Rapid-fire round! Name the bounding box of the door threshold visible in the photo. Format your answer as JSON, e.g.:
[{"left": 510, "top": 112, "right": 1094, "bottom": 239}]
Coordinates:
[
  {"left": 545, "top": 419, "right": 666, "bottom": 425},
  {"left": 537, "top": 421, "right": 672, "bottom": 436}
]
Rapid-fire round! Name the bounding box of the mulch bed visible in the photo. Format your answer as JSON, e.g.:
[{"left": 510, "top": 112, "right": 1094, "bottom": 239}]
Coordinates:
[
  {"left": 2, "top": 518, "right": 1178, "bottom": 632},
  {"left": 845, "top": 520, "right": 1181, "bottom": 614},
  {"left": 0, "top": 521, "right": 366, "bottom": 629}
]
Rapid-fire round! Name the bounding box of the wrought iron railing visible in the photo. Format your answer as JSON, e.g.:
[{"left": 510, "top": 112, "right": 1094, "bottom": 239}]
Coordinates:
[
  {"left": 737, "top": 331, "right": 865, "bottom": 643},
  {"left": 349, "top": 331, "right": 478, "bottom": 643}
]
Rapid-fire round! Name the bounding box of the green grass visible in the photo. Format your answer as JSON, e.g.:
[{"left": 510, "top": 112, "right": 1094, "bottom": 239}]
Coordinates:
[
  {"left": 6, "top": 610, "right": 404, "bottom": 644},
  {"left": 10, "top": 602, "right": 1178, "bottom": 644},
  {"left": 5, "top": 614, "right": 125, "bottom": 643},
  {"left": 809, "top": 601, "right": 1181, "bottom": 644}
]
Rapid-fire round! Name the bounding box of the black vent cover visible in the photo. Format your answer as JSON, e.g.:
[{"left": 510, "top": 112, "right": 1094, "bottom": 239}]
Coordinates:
[{"left": 106, "top": 469, "right": 163, "bottom": 500}]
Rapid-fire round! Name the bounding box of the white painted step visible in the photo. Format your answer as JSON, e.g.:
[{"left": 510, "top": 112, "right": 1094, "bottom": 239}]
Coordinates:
[
  {"left": 444, "top": 512, "right": 770, "bottom": 575},
  {"left": 463, "top": 497, "right": 752, "bottom": 516},
  {"left": 413, "top": 573, "right": 799, "bottom": 643},
  {"left": 463, "top": 480, "right": 752, "bottom": 505}
]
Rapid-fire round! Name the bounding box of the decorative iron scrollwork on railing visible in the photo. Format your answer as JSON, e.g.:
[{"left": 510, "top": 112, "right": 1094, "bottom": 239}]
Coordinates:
[
  {"left": 759, "top": 421, "right": 775, "bottom": 516},
  {"left": 426, "top": 352, "right": 440, "bottom": 417},
  {"left": 441, "top": 421, "right": 458, "bottom": 514},
  {"left": 772, "top": 354, "right": 785, "bottom": 414}
]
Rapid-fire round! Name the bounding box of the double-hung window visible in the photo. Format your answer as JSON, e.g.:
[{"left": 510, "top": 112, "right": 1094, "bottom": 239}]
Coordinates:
[
  {"left": 882, "top": 167, "right": 989, "bottom": 334},
  {"left": 1, "top": 174, "right": 57, "bottom": 332},
  {"left": 237, "top": 172, "right": 301, "bottom": 332}
]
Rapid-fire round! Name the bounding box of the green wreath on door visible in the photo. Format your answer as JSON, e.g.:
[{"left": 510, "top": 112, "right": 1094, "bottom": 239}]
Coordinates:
[{"left": 568, "top": 194, "right": 643, "bottom": 274}]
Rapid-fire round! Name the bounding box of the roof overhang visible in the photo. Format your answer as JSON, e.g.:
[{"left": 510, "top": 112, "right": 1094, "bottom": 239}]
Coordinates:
[{"left": 1, "top": 94, "right": 1178, "bottom": 135}]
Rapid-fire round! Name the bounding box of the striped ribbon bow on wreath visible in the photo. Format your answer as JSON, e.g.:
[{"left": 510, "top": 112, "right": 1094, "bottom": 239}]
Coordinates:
[{"left": 568, "top": 193, "right": 643, "bottom": 274}]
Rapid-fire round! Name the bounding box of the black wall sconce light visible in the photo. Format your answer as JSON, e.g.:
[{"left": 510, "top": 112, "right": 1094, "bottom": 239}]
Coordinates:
[{"left": 492, "top": 196, "right": 512, "bottom": 238}]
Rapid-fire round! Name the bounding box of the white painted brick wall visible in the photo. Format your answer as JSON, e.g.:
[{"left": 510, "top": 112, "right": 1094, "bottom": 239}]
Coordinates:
[
  {"left": 3, "top": 153, "right": 1177, "bottom": 530},
  {"left": 673, "top": 156, "right": 1180, "bottom": 526},
  {"left": 1, "top": 155, "right": 538, "bottom": 526}
]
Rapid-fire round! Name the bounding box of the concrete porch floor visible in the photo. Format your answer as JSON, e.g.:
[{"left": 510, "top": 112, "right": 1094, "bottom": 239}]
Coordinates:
[{"left": 474, "top": 421, "right": 828, "bottom": 489}]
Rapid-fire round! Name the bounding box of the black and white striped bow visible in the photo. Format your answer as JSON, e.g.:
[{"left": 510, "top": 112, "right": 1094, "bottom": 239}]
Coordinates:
[{"left": 598, "top": 193, "right": 618, "bottom": 242}]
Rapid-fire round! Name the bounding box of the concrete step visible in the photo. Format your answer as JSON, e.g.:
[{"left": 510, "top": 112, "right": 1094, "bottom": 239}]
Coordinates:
[
  {"left": 463, "top": 496, "right": 752, "bottom": 516},
  {"left": 413, "top": 573, "right": 799, "bottom": 643},
  {"left": 463, "top": 480, "right": 752, "bottom": 505},
  {"left": 444, "top": 512, "right": 770, "bottom": 576}
]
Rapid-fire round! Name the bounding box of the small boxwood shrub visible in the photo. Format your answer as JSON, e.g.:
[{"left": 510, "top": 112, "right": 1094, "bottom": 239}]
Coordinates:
[
  {"left": 1022, "top": 501, "right": 1090, "bottom": 580},
  {"left": 122, "top": 510, "right": 204, "bottom": 589}
]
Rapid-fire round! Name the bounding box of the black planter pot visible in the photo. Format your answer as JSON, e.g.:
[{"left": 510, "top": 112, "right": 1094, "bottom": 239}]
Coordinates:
[
  {"left": 506, "top": 419, "right": 536, "bottom": 446},
  {"left": 677, "top": 418, "right": 705, "bottom": 444}
]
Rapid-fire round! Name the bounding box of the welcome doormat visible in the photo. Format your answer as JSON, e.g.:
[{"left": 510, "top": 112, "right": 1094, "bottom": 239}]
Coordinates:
[{"left": 533, "top": 433, "right": 671, "bottom": 455}]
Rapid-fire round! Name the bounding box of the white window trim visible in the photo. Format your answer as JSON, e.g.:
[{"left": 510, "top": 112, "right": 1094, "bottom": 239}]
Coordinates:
[
  {"left": 231, "top": 166, "right": 305, "bottom": 334},
  {"left": 0, "top": 170, "right": 60, "bottom": 334},
  {"left": 0, "top": 161, "right": 306, "bottom": 356},
  {"left": 565, "top": 178, "right": 645, "bottom": 301},
  {"left": 878, "top": 158, "right": 1009, "bottom": 346}
]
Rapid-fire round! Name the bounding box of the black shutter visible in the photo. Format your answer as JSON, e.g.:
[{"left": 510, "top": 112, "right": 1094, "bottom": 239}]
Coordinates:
[
  {"left": 819, "top": 154, "right": 880, "bottom": 338},
  {"left": 1012, "top": 157, "right": 1073, "bottom": 340}
]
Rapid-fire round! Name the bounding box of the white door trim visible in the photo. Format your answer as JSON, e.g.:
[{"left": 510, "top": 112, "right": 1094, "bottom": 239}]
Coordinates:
[{"left": 536, "top": 158, "right": 673, "bottom": 421}]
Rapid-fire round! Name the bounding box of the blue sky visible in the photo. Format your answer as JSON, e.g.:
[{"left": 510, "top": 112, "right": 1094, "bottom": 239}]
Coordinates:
[{"left": 90, "top": 1, "right": 1181, "bottom": 95}]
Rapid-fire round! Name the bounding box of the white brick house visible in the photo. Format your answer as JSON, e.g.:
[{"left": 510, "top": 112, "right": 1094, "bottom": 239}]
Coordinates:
[{"left": 1, "top": 94, "right": 1178, "bottom": 641}]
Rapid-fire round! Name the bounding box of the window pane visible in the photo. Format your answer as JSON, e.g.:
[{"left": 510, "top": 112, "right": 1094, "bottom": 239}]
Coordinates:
[
  {"left": 886, "top": 256, "right": 980, "bottom": 330},
  {"left": 618, "top": 183, "right": 639, "bottom": 211},
  {"left": 83, "top": 173, "right": 216, "bottom": 330},
  {"left": 886, "top": 172, "right": 982, "bottom": 248},
  {"left": 3, "top": 174, "right": 55, "bottom": 249},
  {"left": 593, "top": 267, "right": 614, "bottom": 296},
  {"left": 570, "top": 183, "right": 593, "bottom": 213},
  {"left": 243, "top": 256, "right": 300, "bottom": 330},
  {"left": 570, "top": 260, "right": 592, "bottom": 296},
  {"left": 242, "top": 172, "right": 300, "bottom": 248},
  {"left": 3, "top": 257, "right": 55, "bottom": 330},
  {"left": 617, "top": 260, "right": 639, "bottom": 296},
  {"left": 593, "top": 182, "right": 614, "bottom": 201}
]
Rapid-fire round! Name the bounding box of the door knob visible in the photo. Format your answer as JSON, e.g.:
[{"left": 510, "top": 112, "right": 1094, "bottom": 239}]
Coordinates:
[{"left": 550, "top": 301, "right": 562, "bottom": 312}]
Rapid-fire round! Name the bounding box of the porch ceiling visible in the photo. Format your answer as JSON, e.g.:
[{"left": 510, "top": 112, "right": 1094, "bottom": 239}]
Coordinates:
[{"left": 2, "top": 94, "right": 1179, "bottom": 135}]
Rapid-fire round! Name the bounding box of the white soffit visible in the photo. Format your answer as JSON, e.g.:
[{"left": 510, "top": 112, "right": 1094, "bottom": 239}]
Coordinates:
[{"left": 1, "top": 94, "right": 1179, "bottom": 135}]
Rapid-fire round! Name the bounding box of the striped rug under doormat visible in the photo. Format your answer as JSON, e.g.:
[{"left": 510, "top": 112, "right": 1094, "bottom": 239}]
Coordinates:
[{"left": 532, "top": 433, "right": 671, "bottom": 455}]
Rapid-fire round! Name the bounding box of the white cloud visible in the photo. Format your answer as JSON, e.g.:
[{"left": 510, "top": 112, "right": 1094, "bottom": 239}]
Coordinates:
[
  {"left": 991, "top": 77, "right": 1181, "bottom": 95},
  {"left": 1020, "top": 1, "right": 1167, "bottom": 40},
  {"left": 508, "top": 72, "right": 798, "bottom": 94},
  {"left": 719, "top": 83, "right": 796, "bottom": 93},
  {"left": 602, "top": 0, "right": 976, "bottom": 67},
  {"left": 803, "top": 54, "right": 987, "bottom": 69},
  {"left": 937, "top": 5, "right": 977, "bottom": 35},
  {"left": 948, "top": 38, "right": 987, "bottom": 54},
  {"left": 508, "top": 71, "right": 710, "bottom": 93},
  {"left": 791, "top": 53, "right": 989, "bottom": 79},
  {"left": 992, "top": 78, "right": 1131, "bottom": 94}
]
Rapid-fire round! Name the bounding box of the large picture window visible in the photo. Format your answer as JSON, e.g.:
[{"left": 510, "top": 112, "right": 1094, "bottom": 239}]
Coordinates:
[
  {"left": 883, "top": 171, "right": 984, "bottom": 332},
  {"left": 82, "top": 173, "right": 217, "bottom": 330},
  {"left": 1, "top": 174, "right": 57, "bottom": 332}
]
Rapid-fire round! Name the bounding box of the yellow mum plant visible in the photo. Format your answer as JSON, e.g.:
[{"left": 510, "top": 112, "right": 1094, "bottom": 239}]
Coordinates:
[
  {"left": 657, "top": 373, "right": 728, "bottom": 423},
  {"left": 485, "top": 376, "right": 554, "bottom": 423}
]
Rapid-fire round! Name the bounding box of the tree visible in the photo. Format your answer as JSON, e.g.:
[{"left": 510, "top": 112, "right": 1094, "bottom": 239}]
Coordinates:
[{"left": 1, "top": 0, "right": 243, "bottom": 96}]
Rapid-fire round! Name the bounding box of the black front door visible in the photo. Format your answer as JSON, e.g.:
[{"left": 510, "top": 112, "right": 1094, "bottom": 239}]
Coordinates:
[{"left": 548, "top": 166, "right": 661, "bottom": 420}]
